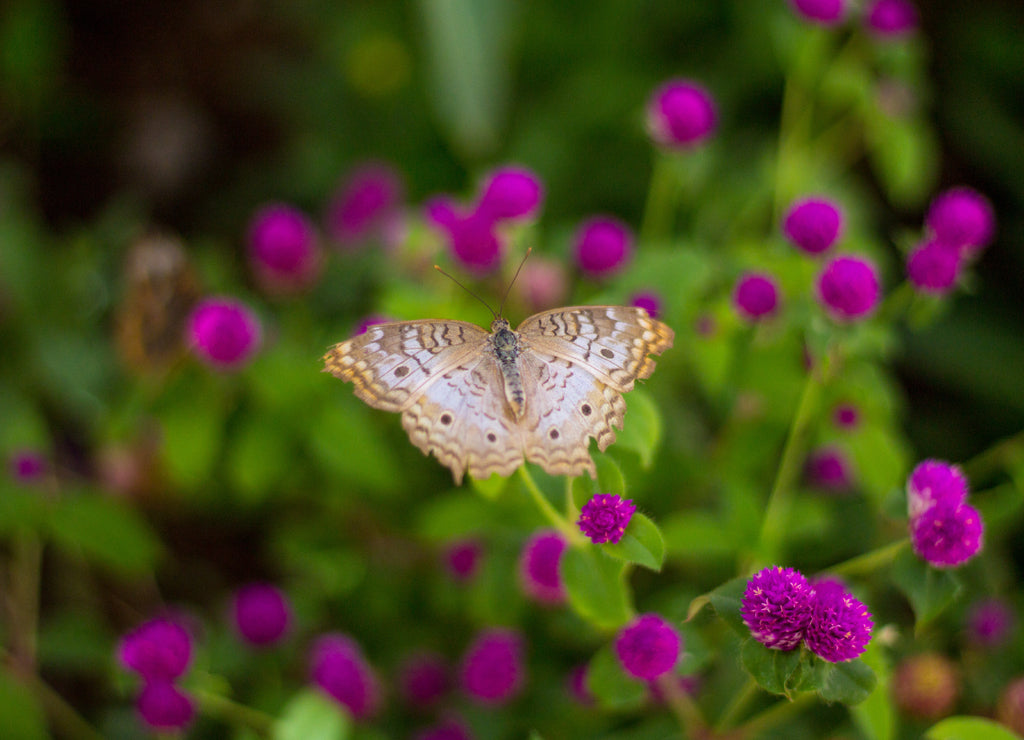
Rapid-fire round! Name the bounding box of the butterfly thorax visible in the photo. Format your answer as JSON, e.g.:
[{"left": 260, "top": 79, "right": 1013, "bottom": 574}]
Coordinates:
[{"left": 488, "top": 318, "right": 526, "bottom": 419}]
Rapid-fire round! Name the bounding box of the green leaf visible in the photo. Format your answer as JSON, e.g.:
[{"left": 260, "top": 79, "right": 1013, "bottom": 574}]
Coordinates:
[
  {"left": 585, "top": 644, "right": 648, "bottom": 712},
  {"left": 272, "top": 689, "right": 350, "bottom": 740},
  {"left": 46, "top": 495, "right": 161, "bottom": 575},
  {"left": 225, "top": 415, "right": 292, "bottom": 504},
  {"left": 0, "top": 669, "right": 48, "bottom": 740},
  {"left": 156, "top": 382, "right": 225, "bottom": 489},
  {"left": 470, "top": 471, "right": 510, "bottom": 500},
  {"left": 416, "top": 491, "right": 494, "bottom": 541},
  {"left": 603, "top": 513, "right": 664, "bottom": 572},
  {"left": 561, "top": 545, "right": 632, "bottom": 629},
  {"left": 815, "top": 658, "right": 877, "bottom": 706},
  {"left": 890, "top": 549, "right": 962, "bottom": 630},
  {"left": 852, "top": 638, "right": 894, "bottom": 740},
  {"left": 866, "top": 116, "right": 939, "bottom": 208},
  {"left": 740, "top": 639, "right": 805, "bottom": 698},
  {"left": 925, "top": 716, "right": 1023, "bottom": 740},
  {"left": 307, "top": 400, "right": 402, "bottom": 494},
  {"left": 615, "top": 389, "right": 662, "bottom": 468},
  {"left": 707, "top": 576, "right": 748, "bottom": 636},
  {"left": 661, "top": 511, "right": 737, "bottom": 562},
  {"left": 571, "top": 455, "right": 625, "bottom": 507}
]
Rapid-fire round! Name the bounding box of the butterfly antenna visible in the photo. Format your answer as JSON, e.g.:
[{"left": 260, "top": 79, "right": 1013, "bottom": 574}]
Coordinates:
[
  {"left": 497, "top": 247, "right": 532, "bottom": 318},
  {"left": 433, "top": 265, "right": 499, "bottom": 319}
]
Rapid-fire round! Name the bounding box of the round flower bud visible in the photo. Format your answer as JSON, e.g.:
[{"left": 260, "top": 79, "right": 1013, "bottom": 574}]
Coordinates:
[
  {"left": 965, "top": 599, "right": 1015, "bottom": 648},
  {"left": 476, "top": 166, "right": 544, "bottom": 221},
  {"left": 906, "top": 459, "right": 969, "bottom": 521},
  {"left": 646, "top": 79, "right": 717, "bottom": 149},
  {"left": 997, "top": 676, "right": 1024, "bottom": 737},
  {"left": 865, "top": 0, "right": 918, "bottom": 37},
  {"left": 614, "top": 613, "right": 682, "bottom": 681},
  {"left": 247, "top": 203, "right": 321, "bottom": 293},
  {"left": 186, "top": 297, "right": 261, "bottom": 370},
  {"left": 783, "top": 197, "right": 844, "bottom": 255},
  {"left": 911, "top": 501, "right": 984, "bottom": 568},
  {"left": 816, "top": 255, "right": 881, "bottom": 321},
  {"left": 577, "top": 494, "right": 637, "bottom": 545},
  {"left": 805, "top": 446, "right": 853, "bottom": 493},
  {"left": 789, "top": 0, "right": 846, "bottom": 25},
  {"left": 231, "top": 583, "right": 291, "bottom": 647},
  {"left": 804, "top": 585, "right": 873, "bottom": 662},
  {"left": 907, "top": 240, "right": 961, "bottom": 295},
  {"left": 925, "top": 187, "right": 995, "bottom": 255},
  {"left": 892, "top": 653, "right": 959, "bottom": 720},
  {"left": 8, "top": 449, "right": 48, "bottom": 485},
  {"left": 118, "top": 617, "right": 193, "bottom": 681},
  {"left": 459, "top": 629, "right": 525, "bottom": 704},
  {"left": 832, "top": 403, "right": 860, "bottom": 429},
  {"left": 444, "top": 539, "right": 482, "bottom": 582},
  {"left": 518, "top": 530, "right": 568, "bottom": 605},
  {"left": 309, "top": 634, "right": 380, "bottom": 720},
  {"left": 326, "top": 163, "right": 403, "bottom": 247},
  {"left": 630, "top": 291, "right": 662, "bottom": 319},
  {"left": 399, "top": 651, "right": 450, "bottom": 709},
  {"left": 136, "top": 681, "right": 195, "bottom": 731},
  {"left": 740, "top": 566, "right": 814, "bottom": 651},
  {"left": 733, "top": 273, "right": 780, "bottom": 321},
  {"left": 574, "top": 217, "right": 633, "bottom": 278}
]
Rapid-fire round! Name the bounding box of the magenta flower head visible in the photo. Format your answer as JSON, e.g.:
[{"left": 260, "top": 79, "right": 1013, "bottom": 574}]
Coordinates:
[
  {"left": 136, "top": 681, "right": 195, "bottom": 732},
  {"left": 630, "top": 291, "right": 662, "bottom": 319},
  {"left": 741, "top": 566, "right": 814, "bottom": 651},
  {"left": 733, "top": 273, "right": 780, "bottom": 321},
  {"left": 399, "top": 651, "right": 450, "bottom": 709},
  {"left": 459, "top": 629, "right": 525, "bottom": 704},
  {"left": 804, "top": 584, "right": 873, "bottom": 662},
  {"left": 414, "top": 718, "right": 474, "bottom": 740},
  {"left": 574, "top": 216, "right": 633, "bottom": 278},
  {"left": 907, "top": 240, "right": 962, "bottom": 295},
  {"left": 8, "top": 449, "right": 48, "bottom": 485},
  {"left": 783, "top": 197, "right": 844, "bottom": 255},
  {"left": 310, "top": 634, "right": 380, "bottom": 720},
  {"left": 444, "top": 539, "right": 482, "bottom": 582},
  {"left": 476, "top": 166, "right": 544, "bottom": 221},
  {"left": 911, "top": 501, "right": 984, "bottom": 568},
  {"left": 646, "top": 79, "right": 717, "bottom": 149},
  {"left": 906, "top": 459, "right": 969, "bottom": 521},
  {"left": 789, "top": 0, "right": 846, "bottom": 25},
  {"left": 805, "top": 446, "right": 853, "bottom": 493},
  {"left": 518, "top": 530, "right": 568, "bottom": 605},
  {"left": 326, "top": 163, "right": 403, "bottom": 247},
  {"left": 816, "top": 255, "right": 881, "bottom": 321},
  {"left": 577, "top": 494, "right": 637, "bottom": 545},
  {"left": 865, "top": 0, "right": 918, "bottom": 37},
  {"left": 231, "top": 583, "right": 291, "bottom": 647},
  {"left": 118, "top": 617, "right": 193, "bottom": 682},
  {"left": 247, "top": 203, "right": 321, "bottom": 293},
  {"left": 615, "top": 613, "right": 682, "bottom": 681},
  {"left": 187, "top": 297, "right": 261, "bottom": 370},
  {"left": 926, "top": 187, "right": 996, "bottom": 256},
  {"left": 833, "top": 403, "right": 860, "bottom": 429},
  {"left": 426, "top": 197, "right": 503, "bottom": 274},
  {"left": 966, "top": 599, "right": 1015, "bottom": 648}
]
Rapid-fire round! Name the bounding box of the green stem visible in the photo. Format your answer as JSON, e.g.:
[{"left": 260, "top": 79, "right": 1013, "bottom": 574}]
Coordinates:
[
  {"left": 828, "top": 538, "right": 909, "bottom": 578},
  {"left": 518, "top": 467, "right": 581, "bottom": 543},
  {"left": 654, "top": 672, "right": 706, "bottom": 737},
  {"left": 639, "top": 154, "right": 678, "bottom": 245},
  {"left": 194, "top": 687, "right": 275, "bottom": 735},
  {"left": 715, "top": 676, "right": 760, "bottom": 733}
]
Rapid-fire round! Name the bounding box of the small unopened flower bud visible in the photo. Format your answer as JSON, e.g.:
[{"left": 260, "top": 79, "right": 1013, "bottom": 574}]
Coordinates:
[
  {"left": 646, "top": 79, "right": 717, "bottom": 149},
  {"left": 816, "top": 255, "right": 881, "bottom": 321},
  {"left": 733, "top": 273, "right": 780, "bottom": 321},
  {"left": 574, "top": 217, "right": 633, "bottom": 278},
  {"left": 925, "top": 187, "right": 995, "bottom": 255},
  {"left": 232, "top": 583, "right": 291, "bottom": 647},
  {"left": 907, "top": 240, "right": 961, "bottom": 295},
  {"left": 892, "top": 653, "right": 959, "bottom": 720},
  {"left": 783, "top": 197, "right": 844, "bottom": 255}
]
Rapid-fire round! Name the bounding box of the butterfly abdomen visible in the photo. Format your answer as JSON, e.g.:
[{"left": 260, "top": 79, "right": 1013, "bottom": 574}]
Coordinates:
[{"left": 489, "top": 323, "right": 527, "bottom": 419}]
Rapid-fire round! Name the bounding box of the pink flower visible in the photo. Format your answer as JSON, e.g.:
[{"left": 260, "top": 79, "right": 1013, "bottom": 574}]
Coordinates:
[
  {"left": 187, "top": 297, "right": 262, "bottom": 370},
  {"left": 574, "top": 216, "right": 633, "bottom": 278},
  {"left": 646, "top": 79, "right": 717, "bottom": 149}
]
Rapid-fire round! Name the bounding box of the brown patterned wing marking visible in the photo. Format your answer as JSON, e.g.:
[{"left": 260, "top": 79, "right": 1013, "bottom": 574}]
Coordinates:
[
  {"left": 517, "top": 306, "right": 674, "bottom": 392},
  {"left": 401, "top": 356, "right": 524, "bottom": 485},
  {"left": 323, "top": 320, "right": 489, "bottom": 413}
]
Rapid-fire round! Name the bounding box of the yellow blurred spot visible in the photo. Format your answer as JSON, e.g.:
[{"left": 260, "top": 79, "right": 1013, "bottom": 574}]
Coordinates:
[{"left": 345, "top": 33, "right": 411, "bottom": 97}]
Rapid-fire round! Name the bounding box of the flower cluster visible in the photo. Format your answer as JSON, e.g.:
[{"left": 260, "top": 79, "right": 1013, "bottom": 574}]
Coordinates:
[
  {"left": 577, "top": 493, "right": 637, "bottom": 544},
  {"left": 788, "top": 0, "right": 919, "bottom": 37},
  {"left": 741, "top": 566, "right": 873, "bottom": 662},
  {"left": 117, "top": 616, "right": 196, "bottom": 731},
  {"left": 905, "top": 459, "right": 984, "bottom": 568}
]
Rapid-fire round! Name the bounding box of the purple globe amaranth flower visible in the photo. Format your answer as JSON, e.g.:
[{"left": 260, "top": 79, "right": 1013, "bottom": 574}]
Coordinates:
[
  {"left": 247, "top": 203, "right": 321, "bottom": 293},
  {"left": 8, "top": 449, "right": 48, "bottom": 485},
  {"left": 783, "top": 197, "right": 844, "bottom": 255},
  {"left": 399, "top": 651, "right": 450, "bottom": 709},
  {"left": 567, "top": 664, "right": 594, "bottom": 705},
  {"left": 966, "top": 599, "right": 1015, "bottom": 648},
  {"left": 892, "top": 653, "right": 959, "bottom": 720},
  {"left": 519, "top": 530, "right": 568, "bottom": 605},
  {"left": 906, "top": 459, "right": 969, "bottom": 521},
  {"left": 414, "top": 718, "right": 474, "bottom": 740},
  {"left": 741, "top": 566, "right": 815, "bottom": 651},
  {"left": 630, "top": 291, "right": 662, "bottom": 319},
  {"left": 187, "top": 297, "right": 261, "bottom": 370},
  {"left": 326, "top": 163, "right": 403, "bottom": 247},
  {"left": 907, "top": 240, "right": 962, "bottom": 295},
  {"left": 232, "top": 582, "right": 291, "bottom": 647},
  {"left": 646, "top": 79, "right": 717, "bottom": 149},
  {"left": 805, "top": 446, "right": 853, "bottom": 493},
  {"left": 574, "top": 216, "right": 633, "bottom": 278},
  {"left": 444, "top": 539, "right": 482, "bottom": 582},
  {"left": 926, "top": 187, "right": 996, "bottom": 255},
  {"left": 833, "top": 403, "right": 860, "bottom": 429},
  {"left": 118, "top": 617, "right": 193, "bottom": 681},
  {"left": 733, "top": 273, "right": 780, "bottom": 321},
  {"left": 911, "top": 501, "right": 984, "bottom": 568},
  {"left": 789, "top": 0, "right": 846, "bottom": 25},
  {"left": 426, "top": 198, "right": 503, "bottom": 274},
  {"left": 476, "top": 166, "right": 543, "bottom": 221},
  {"left": 997, "top": 676, "right": 1024, "bottom": 736},
  {"left": 354, "top": 314, "right": 393, "bottom": 336},
  {"left": 310, "top": 634, "right": 380, "bottom": 720},
  {"left": 816, "top": 255, "right": 881, "bottom": 321},
  {"left": 865, "top": 0, "right": 918, "bottom": 37},
  {"left": 804, "top": 584, "right": 873, "bottom": 662},
  {"left": 136, "top": 681, "right": 195, "bottom": 731},
  {"left": 577, "top": 494, "right": 637, "bottom": 545},
  {"left": 459, "top": 629, "right": 525, "bottom": 704},
  {"left": 615, "top": 613, "right": 682, "bottom": 681}
]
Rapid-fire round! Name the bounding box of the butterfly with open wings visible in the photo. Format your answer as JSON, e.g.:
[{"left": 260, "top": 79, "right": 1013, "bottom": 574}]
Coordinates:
[{"left": 323, "top": 303, "right": 673, "bottom": 484}]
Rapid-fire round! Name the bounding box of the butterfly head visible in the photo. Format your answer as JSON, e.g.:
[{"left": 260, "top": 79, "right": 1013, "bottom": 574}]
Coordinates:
[{"left": 490, "top": 318, "right": 516, "bottom": 351}]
